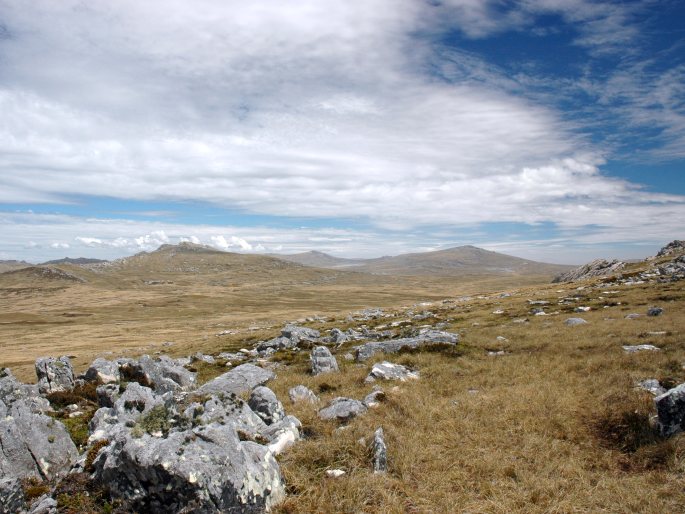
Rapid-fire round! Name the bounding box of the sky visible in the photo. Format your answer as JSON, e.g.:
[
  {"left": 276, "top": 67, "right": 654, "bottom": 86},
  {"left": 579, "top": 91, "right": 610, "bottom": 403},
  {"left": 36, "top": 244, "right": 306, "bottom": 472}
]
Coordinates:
[{"left": 0, "top": 0, "right": 684, "bottom": 265}]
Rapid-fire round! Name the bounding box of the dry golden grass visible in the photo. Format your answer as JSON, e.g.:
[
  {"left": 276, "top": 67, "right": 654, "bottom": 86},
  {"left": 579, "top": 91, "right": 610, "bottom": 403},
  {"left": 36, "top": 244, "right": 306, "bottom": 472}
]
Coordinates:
[
  {"left": 1, "top": 246, "right": 684, "bottom": 512},
  {"left": 266, "top": 278, "right": 685, "bottom": 513}
]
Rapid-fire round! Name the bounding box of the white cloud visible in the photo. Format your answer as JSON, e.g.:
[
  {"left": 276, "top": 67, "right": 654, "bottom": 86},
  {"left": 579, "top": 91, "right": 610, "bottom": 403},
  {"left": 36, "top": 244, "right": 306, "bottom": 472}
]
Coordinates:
[
  {"left": 50, "top": 242, "right": 70, "bottom": 249},
  {"left": 75, "top": 237, "right": 103, "bottom": 247},
  {"left": 210, "top": 235, "right": 252, "bottom": 251}
]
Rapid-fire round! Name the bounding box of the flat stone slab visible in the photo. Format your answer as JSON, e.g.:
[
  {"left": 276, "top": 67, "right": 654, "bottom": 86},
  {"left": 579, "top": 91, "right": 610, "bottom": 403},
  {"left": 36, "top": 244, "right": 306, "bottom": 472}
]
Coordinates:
[
  {"left": 198, "top": 364, "right": 274, "bottom": 396},
  {"left": 623, "top": 344, "right": 660, "bottom": 353}
]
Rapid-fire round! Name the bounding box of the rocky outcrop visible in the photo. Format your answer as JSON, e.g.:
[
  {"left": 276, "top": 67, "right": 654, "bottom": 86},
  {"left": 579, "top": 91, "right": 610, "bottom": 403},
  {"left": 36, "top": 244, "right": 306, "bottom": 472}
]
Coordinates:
[
  {"left": 119, "top": 355, "right": 195, "bottom": 393},
  {"left": 656, "top": 240, "right": 685, "bottom": 257},
  {"left": 257, "top": 324, "right": 321, "bottom": 353},
  {"left": 311, "top": 346, "right": 339, "bottom": 375},
  {"left": 552, "top": 259, "right": 625, "bottom": 283},
  {"left": 93, "top": 424, "right": 285, "bottom": 513},
  {"left": 354, "top": 330, "right": 459, "bottom": 361},
  {"left": 35, "top": 356, "right": 75, "bottom": 394},
  {"left": 84, "top": 358, "right": 120, "bottom": 384},
  {"left": 198, "top": 364, "right": 274, "bottom": 396},
  {"left": 248, "top": 386, "right": 285, "bottom": 425},
  {"left": 0, "top": 477, "right": 26, "bottom": 514}
]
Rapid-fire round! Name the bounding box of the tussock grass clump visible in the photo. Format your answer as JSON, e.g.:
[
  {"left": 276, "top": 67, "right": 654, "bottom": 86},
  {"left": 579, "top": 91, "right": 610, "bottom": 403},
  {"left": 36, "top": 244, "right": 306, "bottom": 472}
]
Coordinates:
[
  {"left": 54, "top": 473, "right": 119, "bottom": 514},
  {"left": 21, "top": 477, "right": 50, "bottom": 502}
]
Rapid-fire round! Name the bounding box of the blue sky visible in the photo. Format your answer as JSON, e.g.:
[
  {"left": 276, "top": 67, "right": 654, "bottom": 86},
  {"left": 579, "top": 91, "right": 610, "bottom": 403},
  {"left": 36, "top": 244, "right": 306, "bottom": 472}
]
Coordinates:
[{"left": 0, "top": 0, "right": 684, "bottom": 264}]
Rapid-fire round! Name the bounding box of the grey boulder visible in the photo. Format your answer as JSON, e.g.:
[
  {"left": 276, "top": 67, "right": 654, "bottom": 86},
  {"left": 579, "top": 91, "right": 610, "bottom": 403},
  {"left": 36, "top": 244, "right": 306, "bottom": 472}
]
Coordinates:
[
  {"left": 311, "top": 346, "right": 339, "bottom": 376},
  {"left": 92, "top": 424, "right": 285, "bottom": 513},
  {"left": 655, "top": 383, "right": 685, "bottom": 437},
  {"left": 365, "top": 361, "right": 419, "bottom": 383},
  {"left": 372, "top": 427, "right": 387, "bottom": 473},
  {"left": 318, "top": 397, "right": 367, "bottom": 422},
  {"left": 35, "top": 356, "right": 75, "bottom": 394},
  {"left": 355, "top": 330, "right": 459, "bottom": 361},
  {"left": 282, "top": 325, "right": 320, "bottom": 344},
  {"left": 288, "top": 385, "right": 319, "bottom": 404},
  {"left": 96, "top": 383, "right": 120, "bottom": 408},
  {"left": 638, "top": 379, "right": 667, "bottom": 396},
  {"left": 248, "top": 386, "right": 285, "bottom": 425},
  {"left": 119, "top": 355, "right": 195, "bottom": 393},
  {"left": 622, "top": 344, "right": 660, "bottom": 353},
  {"left": 84, "top": 358, "right": 120, "bottom": 384},
  {"left": 564, "top": 317, "right": 587, "bottom": 326},
  {"left": 0, "top": 400, "right": 78, "bottom": 481},
  {"left": 198, "top": 364, "right": 274, "bottom": 396}
]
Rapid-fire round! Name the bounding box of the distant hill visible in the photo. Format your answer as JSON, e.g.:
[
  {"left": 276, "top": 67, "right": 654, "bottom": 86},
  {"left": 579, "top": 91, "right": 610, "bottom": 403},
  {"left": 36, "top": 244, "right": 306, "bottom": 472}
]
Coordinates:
[
  {"left": 269, "top": 250, "right": 365, "bottom": 269},
  {"left": 41, "top": 257, "right": 108, "bottom": 266},
  {"left": 272, "top": 245, "right": 574, "bottom": 277},
  {"left": 0, "top": 260, "right": 33, "bottom": 274}
]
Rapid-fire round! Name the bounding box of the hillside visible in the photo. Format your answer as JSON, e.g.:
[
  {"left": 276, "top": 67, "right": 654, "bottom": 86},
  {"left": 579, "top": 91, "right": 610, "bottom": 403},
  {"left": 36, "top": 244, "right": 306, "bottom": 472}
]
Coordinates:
[
  {"left": 41, "top": 257, "right": 108, "bottom": 266},
  {"left": 0, "top": 259, "right": 33, "bottom": 274},
  {"left": 273, "top": 245, "right": 574, "bottom": 277}
]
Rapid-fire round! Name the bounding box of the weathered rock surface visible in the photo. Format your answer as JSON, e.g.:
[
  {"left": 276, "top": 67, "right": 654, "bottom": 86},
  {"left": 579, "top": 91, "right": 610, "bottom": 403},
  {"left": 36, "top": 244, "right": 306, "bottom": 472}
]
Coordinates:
[
  {"left": 198, "top": 364, "right": 274, "bottom": 396},
  {"left": 96, "top": 383, "right": 120, "bottom": 408},
  {"left": 311, "top": 346, "right": 339, "bottom": 375},
  {"left": 564, "top": 317, "right": 587, "bottom": 326},
  {"left": 84, "top": 358, "right": 120, "bottom": 384},
  {"left": 372, "top": 427, "right": 387, "bottom": 473},
  {"left": 365, "top": 362, "right": 419, "bottom": 383},
  {"left": 656, "top": 240, "right": 685, "bottom": 257},
  {"left": 35, "top": 356, "right": 75, "bottom": 394},
  {"left": 0, "top": 400, "right": 78, "bottom": 481},
  {"left": 354, "top": 330, "right": 459, "bottom": 361},
  {"left": 622, "top": 344, "right": 660, "bottom": 353},
  {"left": 655, "top": 383, "right": 685, "bottom": 437},
  {"left": 248, "top": 386, "right": 285, "bottom": 425},
  {"left": 288, "top": 385, "right": 319, "bottom": 404},
  {"left": 0, "top": 477, "right": 26, "bottom": 514},
  {"left": 318, "top": 397, "right": 367, "bottom": 421},
  {"left": 92, "top": 424, "right": 285, "bottom": 513},
  {"left": 362, "top": 389, "right": 386, "bottom": 408},
  {"left": 552, "top": 259, "right": 625, "bottom": 283},
  {"left": 120, "top": 355, "right": 195, "bottom": 393},
  {"left": 637, "top": 379, "right": 667, "bottom": 396}
]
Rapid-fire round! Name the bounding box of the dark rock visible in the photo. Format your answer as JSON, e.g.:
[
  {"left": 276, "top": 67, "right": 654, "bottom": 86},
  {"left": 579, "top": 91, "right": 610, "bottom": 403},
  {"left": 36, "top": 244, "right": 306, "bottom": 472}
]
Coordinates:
[
  {"left": 0, "top": 477, "right": 25, "bottom": 514},
  {"left": 248, "top": 386, "right": 285, "bottom": 425},
  {"left": 198, "top": 364, "right": 274, "bottom": 396},
  {"left": 311, "top": 346, "right": 339, "bottom": 375},
  {"left": 372, "top": 427, "right": 387, "bottom": 473},
  {"left": 35, "top": 356, "right": 75, "bottom": 394},
  {"left": 655, "top": 383, "right": 685, "bottom": 437},
  {"left": 318, "top": 397, "right": 367, "bottom": 421},
  {"left": 647, "top": 306, "right": 663, "bottom": 316},
  {"left": 96, "top": 383, "right": 120, "bottom": 408}
]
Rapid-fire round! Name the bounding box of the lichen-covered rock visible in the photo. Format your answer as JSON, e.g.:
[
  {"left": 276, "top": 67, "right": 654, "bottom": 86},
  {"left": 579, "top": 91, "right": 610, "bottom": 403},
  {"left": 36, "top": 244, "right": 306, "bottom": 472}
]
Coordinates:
[
  {"left": 655, "top": 383, "right": 685, "bottom": 437},
  {"left": 637, "top": 379, "right": 667, "bottom": 396},
  {"left": 311, "top": 346, "right": 339, "bottom": 376},
  {"left": 0, "top": 368, "right": 41, "bottom": 406},
  {"left": 372, "top": 427, "right": 387, "bottom": 473},
  {"left": 365, "top": 361, "right": 419, "bottom": 383},
  {"left": 354, "top": 330, "right": 459, "bottom": 361},
  {"left": 318, "top": 397, "right": 367, "bottom": 422},
  {"left": 26, "top": 495, "right": 57, "bottom": 514},
  {"left": 84, "top": 358, "right": 120, "bottom": 384},
  {"left": 35, "top": 356, "right": 75, "bottom": 394},
  {"left": 0, "top": 477, "right": 26, "bottom": 514},
  {"left": 92, "top": 424, "right": 285, "bottom": 513},
  {"left": 552, "top": 259, "right": 625, "bottom": 283},
  {"left": 248, "top": 386, "right": 285, "bottom": 425},
  {"left": 288, "top": 385, "right": 319, "bottom": 404},
  {"left": 256, "top": 336, "right": 295, "bottom": 353},
  {"left": 0, "top": 400, "right": 77, "bottom": 481},
  {"left": 281, "top": 325, "right": 320, "bottom": 344},
  {"left": 96, "top": 383, "right": 120, "bottom": 408},
  {"left": 198, "top": 364, "right": 274, "bottom": 396},
  {"left": 362, "top": 390, "right": 386, "bottom": 408},
  {"left": 119, "top": 355, "right": 195, "bottom": 393}
]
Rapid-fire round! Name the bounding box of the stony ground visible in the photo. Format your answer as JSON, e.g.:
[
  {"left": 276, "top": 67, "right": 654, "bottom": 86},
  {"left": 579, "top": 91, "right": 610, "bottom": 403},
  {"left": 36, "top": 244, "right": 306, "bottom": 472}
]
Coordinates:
[{"left": 1, "top": 246, "right": 685, "bottom": 513}]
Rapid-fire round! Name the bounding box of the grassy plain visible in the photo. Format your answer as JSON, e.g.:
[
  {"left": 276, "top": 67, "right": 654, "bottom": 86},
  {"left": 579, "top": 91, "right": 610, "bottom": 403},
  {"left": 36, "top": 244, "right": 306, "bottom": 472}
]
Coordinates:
[{"left": 1, "top": 244, "right": 684, "bottom": 512}]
